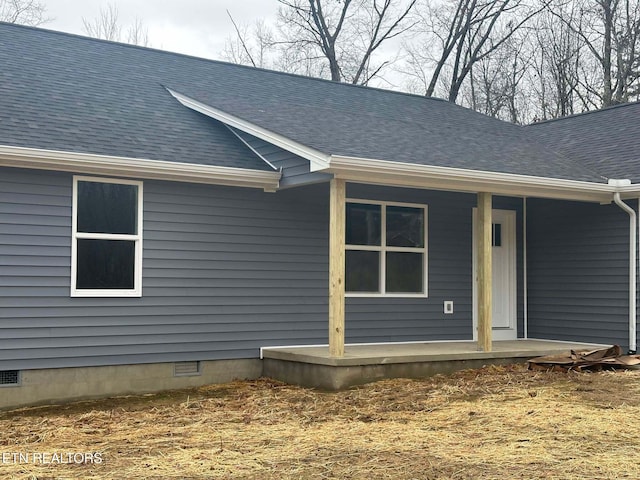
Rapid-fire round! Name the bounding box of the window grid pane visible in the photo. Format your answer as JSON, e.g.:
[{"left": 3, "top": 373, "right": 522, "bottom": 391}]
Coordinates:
[
  {"left": 385, "top": 252, "right": 423, "bottom": 293},
  {"left": 77, "top": 181, "right": 138, "bottom": 235},
  {"left": 346, "top": 250, "right": 380, "bottom": 292},
  {"left": 76, "top": 239, "right": 136, "bottom": 289},
  {"left": 346, "top": 203, "right": 381, "bottom": 246},
  {"left": 345, "top": 202, "right": 426, "bottom": 295},
  {"left": 386, "top": 205, "right": 424, "bottom": 248}
]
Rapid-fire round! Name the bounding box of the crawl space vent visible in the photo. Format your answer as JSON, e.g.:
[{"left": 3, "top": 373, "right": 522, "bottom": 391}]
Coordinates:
[
  {"left": 174, "top": 361, "right": 201, "bottom": 377},
  {"left": 0, "top": 370, "right": 20, "bottom": 386}
]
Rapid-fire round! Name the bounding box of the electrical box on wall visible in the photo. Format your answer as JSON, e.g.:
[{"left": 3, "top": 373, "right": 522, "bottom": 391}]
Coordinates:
[{"left": 444, "top": 301, "right": 454, "bottom": 314}]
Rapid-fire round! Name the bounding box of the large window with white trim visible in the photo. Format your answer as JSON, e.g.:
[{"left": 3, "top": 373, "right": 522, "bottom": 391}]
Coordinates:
[
  {"left": 345, "top": 200, "right": 427, "bottom": 296},
  {"left": 71, "top": 176, "right": 143, "bottom": 297}
]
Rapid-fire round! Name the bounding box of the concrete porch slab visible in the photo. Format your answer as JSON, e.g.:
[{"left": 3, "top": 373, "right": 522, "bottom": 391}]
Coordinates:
[{"left": 261, "top": 339, "right": 607, "bottom": 390}]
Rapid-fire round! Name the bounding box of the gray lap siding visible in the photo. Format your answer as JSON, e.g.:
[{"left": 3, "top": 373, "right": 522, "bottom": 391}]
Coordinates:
[
  {"left": 526, "top": 198, "right": 633, "bottom": 348},
  {"left": 1, "top": 168, "right": 330, "bottom": 370},
  {"left": 345, "top": 184, "right": 524, "bottom": 343},
  {"left": 1, "top": 167, "right": 526, "bottom": 371}
]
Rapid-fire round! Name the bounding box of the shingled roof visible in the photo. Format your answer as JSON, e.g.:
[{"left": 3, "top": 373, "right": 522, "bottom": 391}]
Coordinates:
[
  {"left": 526, "top": 102, "right": 640, "bottom": 183},
  {"left": 0, "top": 22, "right": 272, "bottom": 172},
  {"left": 0, "top": 22, "right": 634, "bottom": 186}
]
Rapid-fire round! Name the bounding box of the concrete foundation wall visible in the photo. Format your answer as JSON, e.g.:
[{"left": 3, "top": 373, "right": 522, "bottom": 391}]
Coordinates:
[
  {"left": 0, "top": 359, "right": 262, "bottom": 410},
  {"left": 263, "top": 357, "right": 524, "bottom": 390}
]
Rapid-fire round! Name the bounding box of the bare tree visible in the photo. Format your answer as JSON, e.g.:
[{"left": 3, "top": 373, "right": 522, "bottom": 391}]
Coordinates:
[
  {"left": 404, "top": 0, "right": 546, "bottom": 102},
  {"left": 550, "top": 0, "right": 640, "bottom": 107},
  {"left": 527, "top": 4, "right": 587, "bottom": 120},
  {"left": 0, "top": 0, "right": 48, "bottom": 25},
  {"left": 222, "top": 13, "right": 276, "bottom": 68},
  {"left": 127, "top": 17, "right": 150, "bottom": 47},
  {"left": 221, "top": 4, "right": 322, "bottom": 74},
  {"left": 221, "top": 0, "right": 640, "bottom": 121},
  {"left": 82, "top": 3, "right": 151, "bottom": 47},
  {"left": 83, "top": 3, "right": 121, "bottom": 41},
  {"left": 473, "top": 0, "right": 639, "bottom": 121},
  {"left": 221, "top": 13, "right": 329, "bottom": 78},
  {"left": 275, "top": 0, "right": 418, "bottom": 84},
  {"left": 462, "top": 32, "right": 530, "bottom": 122}
]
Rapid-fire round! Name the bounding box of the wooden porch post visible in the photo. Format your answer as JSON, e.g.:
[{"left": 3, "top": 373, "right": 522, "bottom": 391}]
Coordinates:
[
  {"left": 477, "top": 192, "right": 492, "bottom": 352},
  {"left": 329, "top": 178, "right": 346, "bottom": 357}
]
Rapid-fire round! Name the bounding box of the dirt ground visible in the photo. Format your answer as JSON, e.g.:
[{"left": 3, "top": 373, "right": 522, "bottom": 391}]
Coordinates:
[{"left": 1, "top": 364, "right": 640, "bottom": 480}]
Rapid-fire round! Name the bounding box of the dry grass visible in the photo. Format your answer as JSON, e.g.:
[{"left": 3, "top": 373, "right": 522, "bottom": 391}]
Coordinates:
[{"left": 2, "top": 364, "right": 640, "bottom": 479}]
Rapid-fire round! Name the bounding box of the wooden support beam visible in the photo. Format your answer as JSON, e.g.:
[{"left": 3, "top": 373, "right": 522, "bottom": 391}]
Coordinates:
[
  {"left": 477, "top": 192, "right": 492, "bottom": 352},
  {"left": 329, "top": 178, "right": 346, "bottom": 357}
]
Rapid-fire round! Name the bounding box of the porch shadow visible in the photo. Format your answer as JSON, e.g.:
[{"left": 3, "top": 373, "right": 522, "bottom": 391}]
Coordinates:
[{"left": 261, "top": 340, "right": 606, "bottom": 390}]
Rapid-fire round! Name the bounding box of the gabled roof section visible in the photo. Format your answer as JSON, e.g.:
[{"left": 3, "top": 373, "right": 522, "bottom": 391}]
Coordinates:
[
  {"left": 163, "top": 64, "right": 606, "bottom": 184},
  {"left": 0, "top": 21, "right": 627, "bottom": 192},
  {"left": 526, "top": 101, "right": 640, "bottom": 183},
  {"left": 167, "top": 88, "right": 330, "bottom": 171},
  {"left": 0, "top": 22, "right": 275, "bottom": 174}
]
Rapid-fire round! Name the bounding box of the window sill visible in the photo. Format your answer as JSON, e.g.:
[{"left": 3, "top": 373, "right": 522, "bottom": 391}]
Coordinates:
[
  {"left": 71, "top": 288, "right": 142, "bottom": 298},
  {"left": 346, "top": 293, "right": 428, "bottom": 299}
]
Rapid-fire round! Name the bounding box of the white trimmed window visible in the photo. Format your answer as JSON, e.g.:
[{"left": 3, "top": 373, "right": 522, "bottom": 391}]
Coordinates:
[
  {"left": 345, "top": 200, "right": 427, "bottom": 297},
  {"left": 71, "top": 176, "right": 143, "bottom": 297}
]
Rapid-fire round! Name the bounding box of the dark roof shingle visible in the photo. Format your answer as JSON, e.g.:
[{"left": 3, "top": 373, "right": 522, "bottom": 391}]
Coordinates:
[
  {"left": 0, "top": 23, "right": 273, "bottom": 171},
  {"left": 526, "top": 102, "right": 640, "bottom": 182},
  {"left": 1, "top": 22, "right": 633, "bottom": 184}
]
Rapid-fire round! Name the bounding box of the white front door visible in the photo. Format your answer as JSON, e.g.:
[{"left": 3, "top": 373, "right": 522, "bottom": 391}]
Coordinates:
[{"left": 472, "top": 209, "right": 517, "bottom": 341}]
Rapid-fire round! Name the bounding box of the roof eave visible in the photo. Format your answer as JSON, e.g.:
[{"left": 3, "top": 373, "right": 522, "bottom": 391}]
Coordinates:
[
  {"left": 329, "top": 155, "right": 615, "bottom": 203},
  {"left": 615, "top": 183, "right": 640, "bottom": 200},
  {"left": 0, "top": 145, "right": 281, "bottom": 191}
]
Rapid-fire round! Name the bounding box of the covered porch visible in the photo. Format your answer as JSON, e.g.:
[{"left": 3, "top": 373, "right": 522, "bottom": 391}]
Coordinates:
[
  {"left": 262, "top": 175, "right": 637, "bottom": 390},
  {"left": 261, "top": 339, "right": 606, "bottom": 390},
  {"left": 327, "top": 176, "right": 637, "bottom": 350}
]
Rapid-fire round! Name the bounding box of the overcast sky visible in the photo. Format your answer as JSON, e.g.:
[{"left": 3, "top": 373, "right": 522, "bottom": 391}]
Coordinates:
[{"left": 43, "top": 0, "right": 279, "bottom": 61}]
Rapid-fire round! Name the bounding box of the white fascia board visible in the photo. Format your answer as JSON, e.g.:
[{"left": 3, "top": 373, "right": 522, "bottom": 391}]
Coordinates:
[
  {"left": 329, "top": 155, "right": 616, "bottom": 203},
  {"left": 613, "top": 183, "right": 640, "bottom": 199},
  {"left": 166, "top": 88, "right": 331, "bottom": 172},
  {"left": 0, "top": 145, "right": 281, "bottom": 191}
]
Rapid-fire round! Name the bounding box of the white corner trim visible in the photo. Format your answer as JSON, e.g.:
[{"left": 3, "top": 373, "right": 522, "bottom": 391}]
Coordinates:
[
  {"left": 166, "top": 88, "right": 331, "bottom": 172},
  {"left": 329, "top": 155, "right": 617, "bottom": 202},
  {"left": 0, "top": 145, "right": 281, "bottom": 191}
]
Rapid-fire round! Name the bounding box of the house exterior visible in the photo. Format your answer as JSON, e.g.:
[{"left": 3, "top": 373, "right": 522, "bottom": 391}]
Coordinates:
[{"left": 1, "top": 22, "right": 639, "bottom": 408}]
